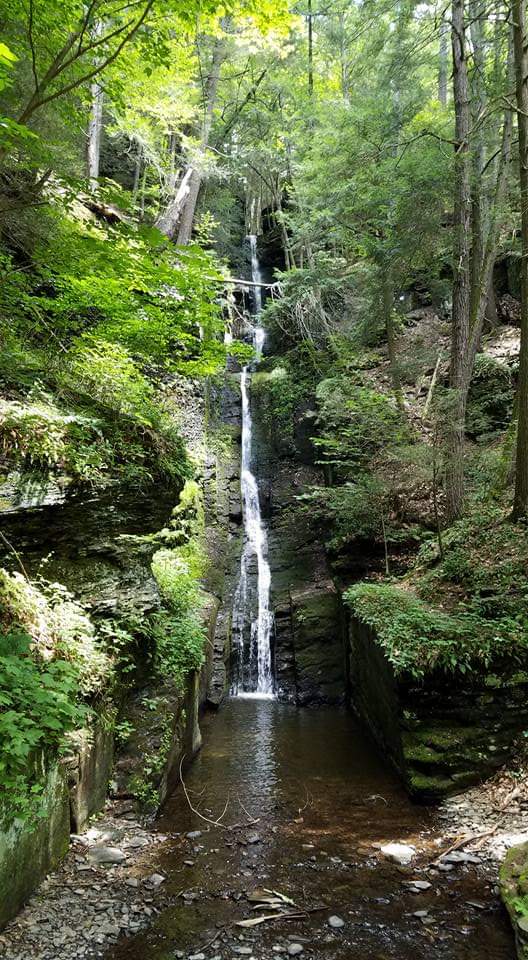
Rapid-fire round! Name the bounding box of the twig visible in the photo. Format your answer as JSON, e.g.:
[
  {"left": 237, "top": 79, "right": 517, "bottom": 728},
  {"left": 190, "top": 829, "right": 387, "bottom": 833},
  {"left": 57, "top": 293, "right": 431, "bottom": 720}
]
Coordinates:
[
  {"left": 424, "top": 351, "right": 443, "bottom": 417},
  {"left": 196, "top": 926, "right": 227, "bottom": 952},
  {"left": 0, "top": 530, "right": 30, "bottom": 581},
  {"left": 471, "top": 824, "right": 500, "bottom": 851},
  {"left": 431, "top": 824, "right": 500, "bottom": 864},
  {"left": 179, "top": 754, "right": 230, "bottom": 829},
  {"left": 237, "top": 796, "right": 260, "bottom": 824},
  {"left": 495, "top": 785, "right": 521, "bottom": 812}
]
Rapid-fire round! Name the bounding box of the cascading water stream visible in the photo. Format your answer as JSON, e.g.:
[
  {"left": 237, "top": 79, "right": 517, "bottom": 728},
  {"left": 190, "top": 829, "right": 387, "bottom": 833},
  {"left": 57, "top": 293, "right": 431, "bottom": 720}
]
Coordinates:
[{"left": 231, "top": 235, "right": 274, "bottom": 698}]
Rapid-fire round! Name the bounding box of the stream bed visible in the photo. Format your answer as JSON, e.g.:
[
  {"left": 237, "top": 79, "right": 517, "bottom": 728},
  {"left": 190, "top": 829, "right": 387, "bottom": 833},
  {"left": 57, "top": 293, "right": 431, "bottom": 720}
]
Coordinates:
[{"left": 105, "top": 698, "right": 514, "bottom": 960}]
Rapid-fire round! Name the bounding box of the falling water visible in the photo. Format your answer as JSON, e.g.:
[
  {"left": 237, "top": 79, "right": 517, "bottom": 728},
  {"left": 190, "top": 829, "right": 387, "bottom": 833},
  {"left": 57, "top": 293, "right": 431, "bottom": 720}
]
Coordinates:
[{"left": 231, "top": 235, "right": 274, "bottom": 698}]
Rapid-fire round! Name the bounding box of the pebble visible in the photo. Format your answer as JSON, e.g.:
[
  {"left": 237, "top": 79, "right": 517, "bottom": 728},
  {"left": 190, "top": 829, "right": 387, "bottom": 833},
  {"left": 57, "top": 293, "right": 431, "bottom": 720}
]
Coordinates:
[
  {"left": 186, "top": 831, "right": 202, "bottom": 840},
  {"left": 406, "top": 880, "right": 432, "bottom": 891},
  {"left": 287, "top": 946, "right": 304, "bottom": 957},
  {"left": 328, "top": 915, "right": 345, "bottom": 928}
]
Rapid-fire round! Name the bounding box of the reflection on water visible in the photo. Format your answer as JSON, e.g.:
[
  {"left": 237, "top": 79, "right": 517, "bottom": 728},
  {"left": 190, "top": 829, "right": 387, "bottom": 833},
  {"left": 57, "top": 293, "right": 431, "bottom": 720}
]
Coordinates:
[{"left": 106, "top": 700, "right": 514, "bottom": 960}]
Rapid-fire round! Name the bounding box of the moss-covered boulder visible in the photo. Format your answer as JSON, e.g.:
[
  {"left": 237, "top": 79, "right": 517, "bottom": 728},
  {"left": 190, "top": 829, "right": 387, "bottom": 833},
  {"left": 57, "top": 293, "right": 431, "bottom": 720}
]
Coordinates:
[
  {"left": 500, "top": 842, "right": 528, "bottom": 959},
  {"left": 346, "top": 612, "right": 528, "bottom": 801}
]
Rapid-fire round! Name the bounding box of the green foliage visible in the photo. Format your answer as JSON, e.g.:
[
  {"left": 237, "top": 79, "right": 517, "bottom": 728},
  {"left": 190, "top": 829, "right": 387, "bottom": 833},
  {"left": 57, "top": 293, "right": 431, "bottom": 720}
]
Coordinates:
[
  {"left": 416, "top": 503, "right": 528, "bottom": 623},
  {"left": 466, "top": 354, "right": 516, "bottom": 442},
  {"left": 315, "top": 377, "right": 406, "bottom": 476},
  {"left": 346, "top": 583, "right": 527, "bottom": 680},
  {"left": 150, "top": 483, "right": 208, "bottom": 685},
  {"left": 252, "top": 345, "right": 322, "bottom": 453},
  {"left": 0, "top": 629, "right": 86, "bottom": 824},
  {"left": 0, "top": 390, "right": 108, "bottom": 482},
  {"left": 0, "top": 337, "right": 190, "bottom": 488},
  {"left": 299, "top": 477, "right": 389, "bottom": 550},
  {"left": 150, "top": 545, "right": 206, "bottom": 684}
]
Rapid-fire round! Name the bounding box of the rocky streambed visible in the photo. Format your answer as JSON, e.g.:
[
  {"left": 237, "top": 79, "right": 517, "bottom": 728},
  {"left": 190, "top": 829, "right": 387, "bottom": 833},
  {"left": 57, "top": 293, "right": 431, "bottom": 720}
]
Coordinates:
[{"left": 2, "top": 698, "right": 519, "bottom": 960}]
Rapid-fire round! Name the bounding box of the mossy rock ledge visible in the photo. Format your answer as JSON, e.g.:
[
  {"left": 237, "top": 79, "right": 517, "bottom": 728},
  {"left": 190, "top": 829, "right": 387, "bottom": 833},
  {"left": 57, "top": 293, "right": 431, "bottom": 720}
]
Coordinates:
[
  {"left": 500, "top": 842, "right": 528, "bottom": 959},
  {"left": 347, "top": 617, "right": 528, "bottom": 801}
]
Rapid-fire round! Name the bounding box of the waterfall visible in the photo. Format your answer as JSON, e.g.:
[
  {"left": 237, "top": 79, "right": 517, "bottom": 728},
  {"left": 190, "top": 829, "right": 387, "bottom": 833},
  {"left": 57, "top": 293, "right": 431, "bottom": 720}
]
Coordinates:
[{"left": 231, "top": 235, "right": 274, "bottom": 698}]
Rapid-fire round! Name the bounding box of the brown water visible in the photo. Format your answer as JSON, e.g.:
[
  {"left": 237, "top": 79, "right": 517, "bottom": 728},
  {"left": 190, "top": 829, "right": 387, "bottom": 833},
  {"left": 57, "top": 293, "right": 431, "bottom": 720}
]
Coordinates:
[{"left": 106, "top": 698, "right": 514, "bottom": 960}]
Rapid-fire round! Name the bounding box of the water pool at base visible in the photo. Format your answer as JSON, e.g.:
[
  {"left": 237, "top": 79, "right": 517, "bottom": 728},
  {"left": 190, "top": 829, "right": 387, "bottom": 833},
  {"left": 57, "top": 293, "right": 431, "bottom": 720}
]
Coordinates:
[{"left": 106, "top": 698, "right": 514, "bottom": 960}]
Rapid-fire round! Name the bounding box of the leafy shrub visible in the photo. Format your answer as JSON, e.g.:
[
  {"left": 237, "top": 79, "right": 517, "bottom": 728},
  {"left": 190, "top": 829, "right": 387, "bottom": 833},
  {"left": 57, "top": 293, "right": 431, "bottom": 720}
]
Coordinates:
[
  {"left": 150, "top": 542, "right": 206, "bottom": 684},
  {"left": 346, "top": 583, "right": 527, "bottom": 679},
  {"left": 315, "top": 378, "right": 406, "bottom": 476},
  {"left": 416, "top": 503, "right": 528, "bottom": 622},
  {"left": 0, "top": 629, "right": 86, "bottom": 823},
  {"left": 466, "top": 354, "right": 515, "bottom": 442},
  {"left": 298, "top": 476, "right": 389, "bottom": 550},
  {"left": 0, "top": 570, "right": 113, "bottom": 696},
  {"left": 0, "top": 391, "right": 108, "bottom": 481}
]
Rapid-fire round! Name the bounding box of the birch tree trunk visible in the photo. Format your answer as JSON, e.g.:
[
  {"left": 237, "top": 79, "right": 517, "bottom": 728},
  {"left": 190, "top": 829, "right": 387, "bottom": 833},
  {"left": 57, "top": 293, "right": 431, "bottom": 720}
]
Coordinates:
[
  {"left": 87, "top": 80, "right": 103, "bottom": 190},
  {"left": 513, "top": 0, "right": 528, "bottom": 518},
  {"left": 156, "top": 36, "right": 225, "bottom": 243},
  {"left": 86, "top": 21, "right": 104, "bottom": 191}
]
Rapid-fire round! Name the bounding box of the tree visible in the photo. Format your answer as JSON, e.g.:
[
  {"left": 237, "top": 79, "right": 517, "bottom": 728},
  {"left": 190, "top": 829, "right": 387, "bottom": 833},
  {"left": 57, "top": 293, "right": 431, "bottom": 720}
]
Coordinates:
[
  {"left": 512, "top": 0, "right": 528, "bottom": 519},
  {"left": 445, "top": 0, "right": 513, "bottom": 520}
]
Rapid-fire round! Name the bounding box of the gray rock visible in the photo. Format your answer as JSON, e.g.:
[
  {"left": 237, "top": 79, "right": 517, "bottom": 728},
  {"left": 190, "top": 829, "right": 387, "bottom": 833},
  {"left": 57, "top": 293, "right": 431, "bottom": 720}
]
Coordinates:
[
  {"left": 441, "top": 851, "right": 481, "bottom": 865},
  {"left": 146, "top": 873, "right": 165, "bottom": 887},
  {"left": 287, "top": 946, "right": 304, "bottom": 957},
  {"left": 186, "top": 831, "right": 202, "bottom": 840},
  {"left": 328, "top": 915, "right": 345, "bottom": 928},
  {"left": 87, "top": 846, "right": 127, "bottom": 865}
]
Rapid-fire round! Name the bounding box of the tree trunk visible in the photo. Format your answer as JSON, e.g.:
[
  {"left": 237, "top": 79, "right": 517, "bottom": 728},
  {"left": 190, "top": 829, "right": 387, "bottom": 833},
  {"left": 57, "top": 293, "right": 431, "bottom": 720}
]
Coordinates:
[
  {"left": 308, "top": 0, "right": 314, "bottom": 96},
  {"left": 155, "top": 36, "right": 225, "bottom": 242},
  {"left": 513, "top": 0, "right": 528, "bottom": 518},
  {"left": 176, "top": 168, "right": 202, "bottom": 245},
  {"left": 382, "top": 267, "right": 405, "bottom": 412},
  {"left": 86, "top": 80, "right": 103, "bottom": 190},
  {"left": 469, "top": 0, "right": 486, "bottom": 323},
  {"left": 132, "top": 142, "right": 143, "bottom": 201},
  {"left": 445, "top": 0, "right": 472, "bottom": 522},
  {"left": 86, "top": 21, "right": 104, "bottom": 191},
  {"left": 438, "top": 17, "right": 449, "bottom": 106}
]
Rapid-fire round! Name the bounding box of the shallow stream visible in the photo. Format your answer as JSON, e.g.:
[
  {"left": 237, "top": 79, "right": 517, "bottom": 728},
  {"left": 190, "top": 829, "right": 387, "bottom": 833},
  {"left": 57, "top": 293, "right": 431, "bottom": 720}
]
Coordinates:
[{"left": 106, "top": 698, "right": 514, "bottom": 960}]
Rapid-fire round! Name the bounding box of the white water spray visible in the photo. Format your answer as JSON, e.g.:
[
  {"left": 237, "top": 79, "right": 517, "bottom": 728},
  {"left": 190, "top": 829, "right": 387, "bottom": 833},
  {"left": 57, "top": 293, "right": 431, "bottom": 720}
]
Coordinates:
[{"left": 231, "top": 235, "right": 274, "bottom": 698}]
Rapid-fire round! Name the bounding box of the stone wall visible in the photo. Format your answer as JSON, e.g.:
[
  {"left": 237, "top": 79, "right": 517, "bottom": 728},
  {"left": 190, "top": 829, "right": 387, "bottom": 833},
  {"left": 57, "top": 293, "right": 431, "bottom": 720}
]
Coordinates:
[{"left": 347, "top": 614, "right": 528, "bottom": 800}]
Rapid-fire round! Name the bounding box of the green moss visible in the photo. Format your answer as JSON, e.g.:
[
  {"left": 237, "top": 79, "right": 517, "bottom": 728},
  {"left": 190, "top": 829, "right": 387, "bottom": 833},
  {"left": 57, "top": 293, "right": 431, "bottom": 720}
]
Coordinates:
[
  {"left": 407, "top": 770, "right": 455, "bottom": 799},
  {"left": 500, "top": 843, "right": 528, "bottom": 958}
]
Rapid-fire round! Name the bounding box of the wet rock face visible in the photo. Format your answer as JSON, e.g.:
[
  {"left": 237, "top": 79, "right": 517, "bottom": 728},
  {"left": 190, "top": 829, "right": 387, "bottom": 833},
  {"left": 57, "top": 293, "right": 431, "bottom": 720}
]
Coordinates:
[
  {"left": 202, "top": 376, "right": 244, "bottom": 708},
  {"left": 500, "top": 841, "right": 528, "bottom": 959},
  {"left": 0, "top": 483, "right": 176, "bottom": 618},
  {"left": 239, "top": 367, "right": 346, "bottom": 705},
  {"left": 348, "top": 617, "right": 528, "bottom": 801},
  {"left": 264, "top": 460, "right": 345, "bottom": 705}
]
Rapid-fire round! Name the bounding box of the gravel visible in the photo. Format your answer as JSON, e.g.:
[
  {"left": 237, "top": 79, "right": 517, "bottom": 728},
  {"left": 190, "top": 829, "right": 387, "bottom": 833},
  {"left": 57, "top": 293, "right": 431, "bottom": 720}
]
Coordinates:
[{"left": 0, "top": 808, "right": 170, "bottom": 960}]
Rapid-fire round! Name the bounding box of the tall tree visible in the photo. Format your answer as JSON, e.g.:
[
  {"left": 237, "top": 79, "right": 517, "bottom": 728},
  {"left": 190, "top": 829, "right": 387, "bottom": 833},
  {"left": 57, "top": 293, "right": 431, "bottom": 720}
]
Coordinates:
[{"left": 512, "top": 0, "right": 528, "bottom": 518}]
